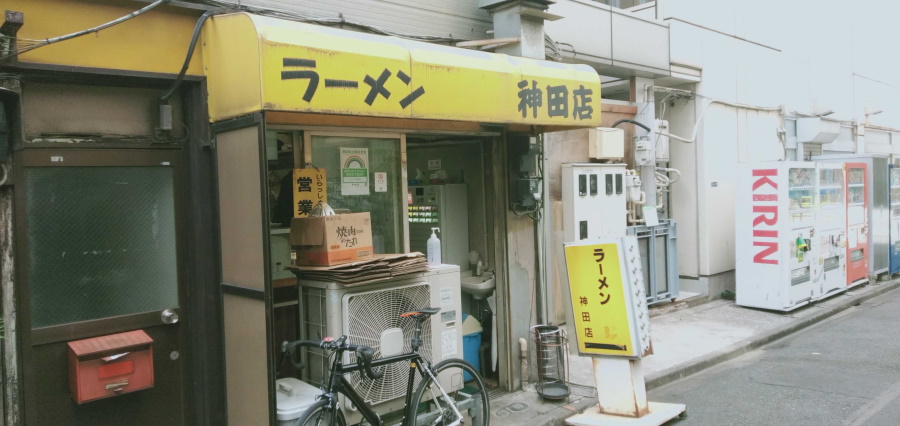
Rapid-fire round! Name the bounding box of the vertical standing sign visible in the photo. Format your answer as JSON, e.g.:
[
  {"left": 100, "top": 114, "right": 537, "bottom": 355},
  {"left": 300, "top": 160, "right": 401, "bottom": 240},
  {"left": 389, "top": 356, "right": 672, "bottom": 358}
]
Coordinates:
[
  {"left": 563, "top": 237, "right": 685, "bottom": 426},
  {"left": 293, "top": 168, "right": 327, "bottom": 217},
  {"left": 340, "top": 147, "right": 369, "bottom": 196},
  {"left": 563, "top": 237, "right": 651, "bottom": 359}
]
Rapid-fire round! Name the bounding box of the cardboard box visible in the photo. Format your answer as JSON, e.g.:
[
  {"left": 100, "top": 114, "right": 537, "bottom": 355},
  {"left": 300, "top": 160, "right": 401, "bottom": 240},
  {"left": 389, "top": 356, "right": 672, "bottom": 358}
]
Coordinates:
[{"left": 290, "top": 213, "right": 374, "bottom": 266}]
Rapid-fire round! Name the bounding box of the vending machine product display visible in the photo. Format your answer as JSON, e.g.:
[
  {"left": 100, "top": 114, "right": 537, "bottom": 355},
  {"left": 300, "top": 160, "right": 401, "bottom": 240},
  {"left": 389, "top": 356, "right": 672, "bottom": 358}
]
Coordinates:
[
  {"left": 845, "top": 163, "right": 869, "bottom": 286},
  {"left": 890, "top": 165, "right": 900, "bottom": 274},
  {"left": 816, "top": 163, "right": 847, "bottom": 296}
]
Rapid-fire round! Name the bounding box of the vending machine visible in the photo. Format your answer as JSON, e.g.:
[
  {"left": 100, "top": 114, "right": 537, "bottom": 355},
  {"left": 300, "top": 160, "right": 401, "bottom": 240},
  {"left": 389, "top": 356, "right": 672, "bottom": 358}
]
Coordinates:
[
  {"left": 736, "top": 162, "right": 820, "bottom": 311},
  {"left": 890, "top": 165, "right": 900, "bottom": 274},
  {"left": 815, "top": 154, "right": 890, "bottom": 281},
  {"left": 845, "top": 163, "right": 869, "bottom": 286},
  {"left": 816, "top": 163, "right": 847, "bottom": 297},
  {"left": 407, "top": 184, "right": 469, "bottom": 269}
]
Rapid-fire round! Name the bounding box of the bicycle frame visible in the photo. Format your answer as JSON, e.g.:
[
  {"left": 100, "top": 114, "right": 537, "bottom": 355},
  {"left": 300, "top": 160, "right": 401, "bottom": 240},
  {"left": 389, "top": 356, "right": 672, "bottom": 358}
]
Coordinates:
[{"left": 319, "top": 350, "right": 430, "bottom": 426}]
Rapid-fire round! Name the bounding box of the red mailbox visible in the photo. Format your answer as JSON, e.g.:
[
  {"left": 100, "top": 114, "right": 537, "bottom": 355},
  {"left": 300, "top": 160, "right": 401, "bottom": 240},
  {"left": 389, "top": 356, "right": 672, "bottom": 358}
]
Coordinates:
[{"left": 68, "top": 330, "right": 154, "bottom": 404}]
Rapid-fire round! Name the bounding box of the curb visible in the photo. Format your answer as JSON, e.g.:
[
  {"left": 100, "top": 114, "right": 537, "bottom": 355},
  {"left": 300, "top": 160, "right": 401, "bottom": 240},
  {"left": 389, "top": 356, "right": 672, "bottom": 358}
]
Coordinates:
[
  {"left": 543, "top": 280, "right": 900, "bottom": 425},
  {"left": 644, "top": 280, "right": 900, "bottom": 390}
]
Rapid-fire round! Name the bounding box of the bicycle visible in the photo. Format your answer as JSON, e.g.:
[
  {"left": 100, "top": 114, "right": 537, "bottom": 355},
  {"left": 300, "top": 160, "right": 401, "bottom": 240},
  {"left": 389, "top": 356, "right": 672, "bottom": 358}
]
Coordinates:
[{"left": 282, "top": 307, "right": 490, "bottom": 426}]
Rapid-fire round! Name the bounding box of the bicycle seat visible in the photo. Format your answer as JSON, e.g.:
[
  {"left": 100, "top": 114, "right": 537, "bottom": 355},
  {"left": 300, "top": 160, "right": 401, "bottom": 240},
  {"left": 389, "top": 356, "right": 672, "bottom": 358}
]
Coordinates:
[{"left": 400, "top": 307, "right": 441, "bottom": 320}]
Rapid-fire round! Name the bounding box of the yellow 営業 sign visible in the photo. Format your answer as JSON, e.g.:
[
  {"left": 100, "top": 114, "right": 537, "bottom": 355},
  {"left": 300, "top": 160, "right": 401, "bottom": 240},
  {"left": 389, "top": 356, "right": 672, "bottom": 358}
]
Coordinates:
[
  {"left": 292, "top": 168, "right": 327, "bottom": 217},
  {"left": 564, "top": 242, "right": 637, "bottom": 357}
]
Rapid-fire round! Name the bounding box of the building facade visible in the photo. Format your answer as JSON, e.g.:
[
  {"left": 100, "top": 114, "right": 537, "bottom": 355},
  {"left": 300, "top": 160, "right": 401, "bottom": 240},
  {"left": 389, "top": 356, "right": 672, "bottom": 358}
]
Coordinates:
[{"left": 2, "top": 0, "right": 900, "bottom": 424}]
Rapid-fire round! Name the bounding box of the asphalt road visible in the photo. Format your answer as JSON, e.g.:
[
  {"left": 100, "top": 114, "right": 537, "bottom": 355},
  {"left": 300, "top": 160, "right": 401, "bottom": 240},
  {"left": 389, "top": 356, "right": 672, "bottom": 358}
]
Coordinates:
[{"left": 650, "top": 286, "right": 900, "bottom": 426}]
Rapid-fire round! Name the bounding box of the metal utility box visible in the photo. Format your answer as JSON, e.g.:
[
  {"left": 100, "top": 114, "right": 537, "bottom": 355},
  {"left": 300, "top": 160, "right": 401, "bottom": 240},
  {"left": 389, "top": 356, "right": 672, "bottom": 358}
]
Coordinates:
[
  {"left": 815, "top": 154, "right": 890, "bottom": 280},
  {"left": 270, "top": 229, "right": 294, "bottom": 280},
  {"left": 408, "top": 185, "right": 469, "bottom": 269},
  {"left": 561, "top": 163, "right": 627, "bottom": 242},
  {"left": 890, "top": 165, "right": 900, "bottom": 274},
  {"left": 588, "top": 128, "right": 625, "bottom": 160},
  {"left": 736, "top": 162, "right": 823, "bottom": 311},
  {"left": 68, "top": 330, "right": 154, "bottom": 404}
]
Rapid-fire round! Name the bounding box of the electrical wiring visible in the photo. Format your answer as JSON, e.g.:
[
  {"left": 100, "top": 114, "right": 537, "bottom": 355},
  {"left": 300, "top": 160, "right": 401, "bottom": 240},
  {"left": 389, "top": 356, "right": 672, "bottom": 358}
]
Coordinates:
[
  {"left": 544, "top": 33, "right": 562, "bottom": 61},
  {"left": 656, "top": 167, "right": 681, "bottom": 186},
  {"left": 612, "top": 119, "right": 651, "bottom": 133},
  {"left": 0, "top": 0, "right": 169, "bottom": 61},
  {"left": 160, "top": 9, "right": 218, "bottom": 104},
  {"left": 0, "top": 163, "right": 8, "bottom": 186},
  {"left": 647, "top": 85, "right": 783, "bottom": 144}
]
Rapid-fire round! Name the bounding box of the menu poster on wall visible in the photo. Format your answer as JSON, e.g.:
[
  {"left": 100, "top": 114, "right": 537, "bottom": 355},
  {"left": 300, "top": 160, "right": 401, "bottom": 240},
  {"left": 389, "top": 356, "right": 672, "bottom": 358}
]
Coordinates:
[{"left": 340, "top": 147, "right": 369, "bottom": 196}]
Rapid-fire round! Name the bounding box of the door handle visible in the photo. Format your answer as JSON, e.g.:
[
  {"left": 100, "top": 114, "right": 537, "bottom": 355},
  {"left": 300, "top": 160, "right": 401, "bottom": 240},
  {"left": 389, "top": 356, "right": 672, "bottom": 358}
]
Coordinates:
[{"left": 161, "top": 309, "right": 179, "bottom": 325}]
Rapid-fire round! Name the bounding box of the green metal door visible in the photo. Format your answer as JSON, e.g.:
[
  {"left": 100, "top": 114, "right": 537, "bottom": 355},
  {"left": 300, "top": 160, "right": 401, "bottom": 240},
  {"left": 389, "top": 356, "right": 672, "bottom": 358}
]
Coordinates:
[{"left": 16, "top": 149, "right": 188, "bottom": 425}]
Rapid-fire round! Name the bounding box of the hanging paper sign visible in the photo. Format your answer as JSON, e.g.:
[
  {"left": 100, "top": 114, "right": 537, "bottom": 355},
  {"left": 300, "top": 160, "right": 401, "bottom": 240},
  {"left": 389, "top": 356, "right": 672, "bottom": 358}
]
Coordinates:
[
  {"left": 341, "top": 147, "right": 369, "bottom": 196},
  {"left": 374, "top": 172, "right": 388, "bottom": 193},
  {"left": 293, "top": 168, "right": 327, "bottom": 217}
]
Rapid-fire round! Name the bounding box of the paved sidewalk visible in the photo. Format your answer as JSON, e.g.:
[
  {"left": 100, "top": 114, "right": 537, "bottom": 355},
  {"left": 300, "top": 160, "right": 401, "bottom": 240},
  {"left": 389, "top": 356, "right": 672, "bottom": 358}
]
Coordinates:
[{"left": 487, "top": 278, "right": 900, "bottom": 425}]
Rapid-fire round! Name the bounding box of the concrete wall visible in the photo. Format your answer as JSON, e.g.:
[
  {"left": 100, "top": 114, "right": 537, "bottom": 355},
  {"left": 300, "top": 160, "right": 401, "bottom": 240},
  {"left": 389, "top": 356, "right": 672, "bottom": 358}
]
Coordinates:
[
  {"left": 659, "top": 0, "right": 900, "bottom": 282},
  {"left": 0, "top": 78, "right": 20, "bottom": 426},
  {"left": 544, "top": 101, "right": 637, "bottom": 324},
  {"left": 22, "top": 83, "right": 186, "bottom": 140}
]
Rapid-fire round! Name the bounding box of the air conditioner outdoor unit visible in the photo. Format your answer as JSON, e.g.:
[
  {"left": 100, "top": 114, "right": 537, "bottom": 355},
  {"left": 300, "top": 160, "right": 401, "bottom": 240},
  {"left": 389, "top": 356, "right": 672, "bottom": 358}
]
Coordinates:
[
  {"left": 298, "top": 265, "right": 463, "bottom": 423},
  {"left": 797, "top": 117, "right": 841, "bottom": 144}
]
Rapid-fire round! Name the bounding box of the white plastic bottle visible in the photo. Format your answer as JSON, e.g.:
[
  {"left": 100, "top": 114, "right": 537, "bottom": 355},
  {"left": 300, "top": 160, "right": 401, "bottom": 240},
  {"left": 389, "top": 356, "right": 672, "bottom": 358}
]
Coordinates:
[{"left": 427, "top": 227, "right": 442, "bottom": 266}]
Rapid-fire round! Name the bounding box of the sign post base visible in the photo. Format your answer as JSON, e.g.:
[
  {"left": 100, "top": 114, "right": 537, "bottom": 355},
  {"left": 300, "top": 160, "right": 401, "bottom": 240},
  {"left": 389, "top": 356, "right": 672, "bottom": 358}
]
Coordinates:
[{"left": 566, "top": 402, "right": 687, "bottom": 426}]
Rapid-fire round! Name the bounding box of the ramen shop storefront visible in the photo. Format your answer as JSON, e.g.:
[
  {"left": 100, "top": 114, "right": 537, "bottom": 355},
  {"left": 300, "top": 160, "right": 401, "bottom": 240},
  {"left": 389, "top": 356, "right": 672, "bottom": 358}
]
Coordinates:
[{"left": 201, "top": 13, "right": 602, "bottom": 425}]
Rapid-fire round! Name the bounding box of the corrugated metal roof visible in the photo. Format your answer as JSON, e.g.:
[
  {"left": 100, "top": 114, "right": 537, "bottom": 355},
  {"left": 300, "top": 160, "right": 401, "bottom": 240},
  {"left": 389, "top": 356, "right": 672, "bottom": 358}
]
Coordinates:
[{"left": 212, "top": 0, "right": 493, "bottom": 41}]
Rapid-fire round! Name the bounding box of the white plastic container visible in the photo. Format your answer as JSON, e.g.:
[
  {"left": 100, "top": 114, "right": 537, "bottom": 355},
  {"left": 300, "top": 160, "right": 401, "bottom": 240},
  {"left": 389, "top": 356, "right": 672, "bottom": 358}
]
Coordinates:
[
  {"left": 275, "top": 377, "right": 320, "bottom": 425},
  {"left": 427, "top": 227, "right": 442, "bottom": 266}
]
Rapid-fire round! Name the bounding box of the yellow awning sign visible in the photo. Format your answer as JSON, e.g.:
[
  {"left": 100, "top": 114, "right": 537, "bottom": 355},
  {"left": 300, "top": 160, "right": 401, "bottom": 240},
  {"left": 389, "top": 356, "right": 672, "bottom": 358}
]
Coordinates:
[
  {"left": 564, "top": 238, "right": 652, "bottom": 358},
  {"left": 203, "top": 13, "right": 602, "bottom": 126}
]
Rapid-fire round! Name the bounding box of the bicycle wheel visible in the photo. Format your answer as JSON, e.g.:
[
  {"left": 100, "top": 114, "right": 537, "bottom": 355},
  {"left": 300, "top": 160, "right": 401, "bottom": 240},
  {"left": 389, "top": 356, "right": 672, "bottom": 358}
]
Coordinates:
[
  {"left": 294, "top": 399, "right": 347, "bottom": 426},
  {"left": 406, "top": 358, "right": 490, "bottom": 426}
]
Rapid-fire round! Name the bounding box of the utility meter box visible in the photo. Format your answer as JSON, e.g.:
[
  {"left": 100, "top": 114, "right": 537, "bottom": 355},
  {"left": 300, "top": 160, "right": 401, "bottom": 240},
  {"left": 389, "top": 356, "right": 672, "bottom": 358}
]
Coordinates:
[
  {"left": 562, "top": 163, "right": 627, "bottom": 242},
  {"left": 588, "top": 128, "right": 625, "bottom": 160},
  {"left": 68, "top": 330, "right": 154, "bottom": 404}
]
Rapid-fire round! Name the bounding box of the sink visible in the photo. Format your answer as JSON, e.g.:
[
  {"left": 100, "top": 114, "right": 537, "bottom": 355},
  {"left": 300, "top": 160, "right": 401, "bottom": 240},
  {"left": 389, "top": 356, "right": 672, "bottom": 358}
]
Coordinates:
[{"left": 460, "top": 274, "right": 495, "bottom": 299}]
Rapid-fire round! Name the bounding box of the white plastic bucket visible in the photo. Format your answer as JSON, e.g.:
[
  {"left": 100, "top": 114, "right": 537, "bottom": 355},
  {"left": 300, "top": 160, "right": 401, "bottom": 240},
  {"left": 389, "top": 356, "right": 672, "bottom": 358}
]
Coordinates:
[{"left": 275, "top": 377, "right": 320, "bottom": 425}]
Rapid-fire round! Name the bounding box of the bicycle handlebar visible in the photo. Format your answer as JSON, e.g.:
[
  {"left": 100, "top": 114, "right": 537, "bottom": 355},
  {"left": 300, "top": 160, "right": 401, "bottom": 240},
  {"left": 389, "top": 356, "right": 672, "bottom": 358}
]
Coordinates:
[{"left": 281, "top": 337, "right": 383, "bottom": 380}]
